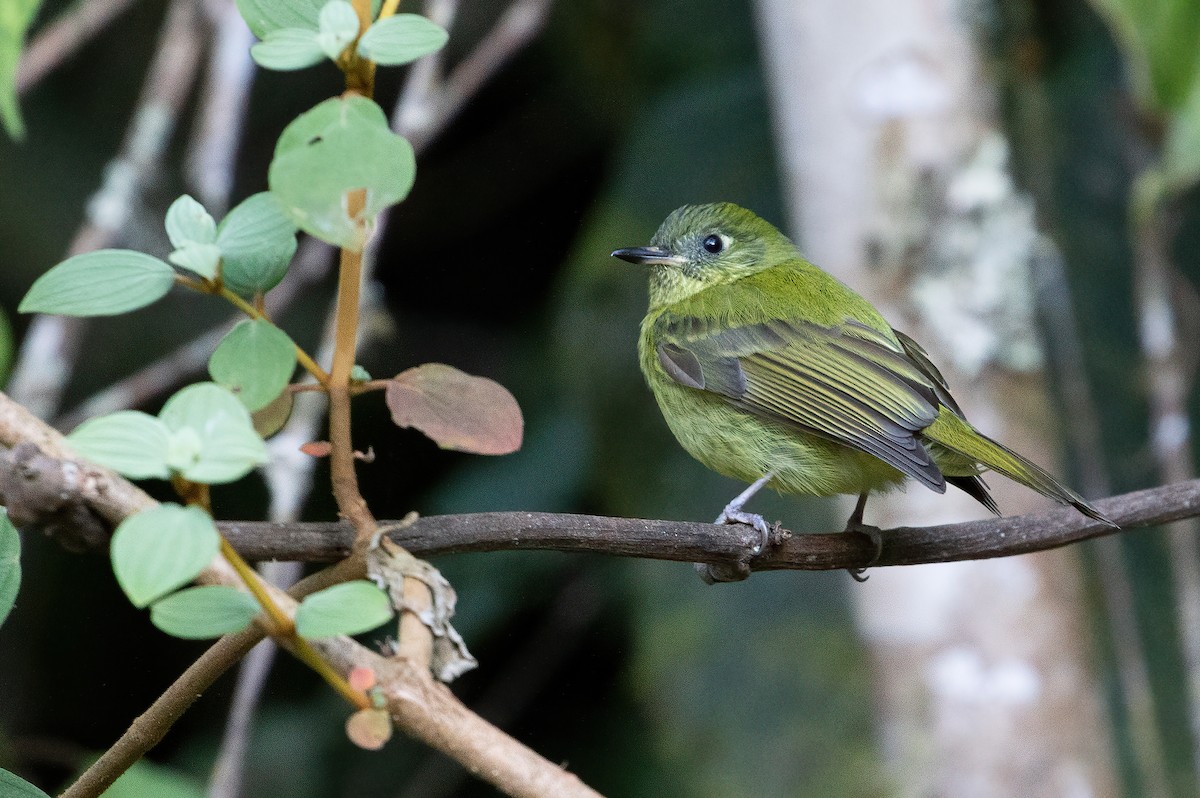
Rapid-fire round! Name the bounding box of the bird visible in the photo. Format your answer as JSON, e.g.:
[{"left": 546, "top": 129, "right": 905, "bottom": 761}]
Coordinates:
[{"left": 611, "top": 202, "right": 1114, "bottom": 578}]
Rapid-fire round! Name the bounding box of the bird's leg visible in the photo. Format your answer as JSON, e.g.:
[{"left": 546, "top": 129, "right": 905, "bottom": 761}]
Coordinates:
[
  {"left": 714, "top": 472, "right": 775, "bottom": 554},
  {"left": 696, "top": 473, "right": 777, "bottom": 585},
  {"left": 844, "top": 492, "right": 882, "bottom": 583}
]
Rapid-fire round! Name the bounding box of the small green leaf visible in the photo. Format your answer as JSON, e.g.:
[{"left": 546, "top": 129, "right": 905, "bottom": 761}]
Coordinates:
[
  {"left": 385, "top": 363, "right": 523, "bottom": 455},
  {"left": 0, "top": 0, "right": 42, "bottom": 140},
  {"left": 0, "top": 768, "right": 50, "bottom": 798},
  {"left": 159, "top": 383, "right": 268, "bottom": 483},
  {"left": 251, "top": 28, "right": 326, "bottom": 70},
  {"left": 150, "top": 585, "right": 260, "bottom": 639},
  {"left": 295, "top": 580, "right": 394, "bottom": 639},
  {"left": 0, "top": 508, "right": 20, "bottom": 628},
  {"left": 217, "top": 192, "right": 298, "bottom": 296},
  {"left": 357, "top": 14, "right": 448, "bottom": 66},
  {"left": 236, "top": 0, "right": 379, "bottom": 40},
  {"left": 19, "top": 250, "right": 175, "bottom": 316},
  {"left": 165, "top": 195, "right": 217, "bottom": 247},
  {"left": 251, "top": 390, "right": 294, "bottom": 438},
  {"left": 350, "top": 364, "right": 371, "bottom": 382},
  {"left": 209, "top": 319, "right": 298, "bottom": 411},
  {"left": 269, "top": 96, "right": 415, "bottom": 251},
  {"left": 110, "top": 504, "right": 219, "bottom": 608},
  {"left": 1164, "top": 74, "right": 1200, "bottom": 191},
  {"left": 1089, "top": 0, "right": 1200, "bottom": 111},
  {"left": 169, "top": 242, "right": 223, "bottom": 280},
  {"left": 316, "top": 0, "right": 360, "bottom": 60},
  {"left": 66, "top": 411, "right": 172, "bottom": 479},
  {"left": 0, "top": 305, "right": 12, "bottom": 387}
]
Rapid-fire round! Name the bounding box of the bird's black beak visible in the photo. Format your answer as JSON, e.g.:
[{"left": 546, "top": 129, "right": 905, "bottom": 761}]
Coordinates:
[{"left": 610, "top": 246, "right": 685, "bottom": 266}]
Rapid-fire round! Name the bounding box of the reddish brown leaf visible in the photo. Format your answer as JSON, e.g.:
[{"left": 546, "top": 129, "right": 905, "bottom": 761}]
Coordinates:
[
  {"left": 385, "top": 363, "right": 523, "bottom": 455},
  {"left": 348, "top": 666, "right": 377, "bottom": 692},
  {"left": 300, "top": 441, "right": 332, "bottom": 457}
]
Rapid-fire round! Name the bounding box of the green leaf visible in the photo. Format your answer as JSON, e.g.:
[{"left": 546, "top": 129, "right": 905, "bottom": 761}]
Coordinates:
[
  {"left": 385, "top": 363, "right": 523, "bottom": 455},
  {"left": 0, "top": 304, "right": 12, "bottom": 386},
  {"left": 150, "top": 585, "right": 260, "bottom": 639},
  {"left": 110, "top": 504, "right": 219, "bottom": 608},
  {"left": 1164, "top": 74, "right": 1200, "bottom": 191},
  {"left": 1089, "top": 0, "right": 1200, "bottom": 111},
  {"left": 19, "top": 250, "right": 175, "bottom": 316},
  {"left": 0, "top": 0, "right": 42, "bottom": 140},
  {"left": 217, "top": 192, "right": 298, "bottom": 296},
  {"left": 165, "top": 195, "right": 217, "bottom": 247},
  {"left": 350, "top": 364, "right": 371, "bottom": 382},
  {"left": 268, "top": 96, "right": 415, "bottom": 251},
  {"left": 295, "top": 580, "right": 394, "bottom": 639},
  {"left": 209, "top": 319, "right": 297, "bottom": 411},
  {"left": 97, "top": 759, "right": 205, "bottom": 798},
  {"left": 251, "top": 28, "right": 326, "bottom": 71},
  {"left": 0, "top": 768, "right": 50, "bottom": 798},
  {"left": 236, "top": 0, "right": 379, "bottom": 40},
  {"left": 0, "top": 508, "right": 20, "bottom": 629},
  {"left": 316, "top": 0, "right": 360, "bottom": 60},
  {"left": 159, "top": 383, "right": 268, "bottom": 483},
  {"left": 357, "top": 14, "right": 448, "bottom": 66},
  {"left": 66, "top": 411, "right": 172, "bottom": 479},
  {"left": 169, "top": 242, "right": 222, "bottom": 280}
]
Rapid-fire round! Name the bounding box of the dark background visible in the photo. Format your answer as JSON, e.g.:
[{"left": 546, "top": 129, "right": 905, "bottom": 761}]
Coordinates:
[{"left": 0, "top": 0, "right": 1191, "bottom": 795}]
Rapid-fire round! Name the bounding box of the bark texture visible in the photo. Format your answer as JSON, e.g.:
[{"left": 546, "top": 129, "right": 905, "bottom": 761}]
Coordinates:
[{"left": 752, "top": 1, "right": 1118, "bottom": 795}]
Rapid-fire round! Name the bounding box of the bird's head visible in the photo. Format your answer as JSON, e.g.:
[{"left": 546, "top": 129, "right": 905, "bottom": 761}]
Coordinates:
[{"left": 611, "top": 203, "right": 791, "bottom": 309}]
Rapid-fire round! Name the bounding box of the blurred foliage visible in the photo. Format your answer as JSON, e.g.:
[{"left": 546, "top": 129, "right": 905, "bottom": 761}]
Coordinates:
[
  {"left": 0, "top": 0, "right": 40, "bottom": 139},
  {"left": 0, "top": 0, "right": 1198, "bottom": 795},
  {"left": 0, "top": 305, "right": 11, "bottom": 385},
  {"left": 1086, "top": 0, "right": 1200, "bottom": 193}
]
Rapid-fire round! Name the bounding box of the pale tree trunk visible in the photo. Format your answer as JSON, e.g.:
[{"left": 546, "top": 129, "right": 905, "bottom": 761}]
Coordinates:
[{"left": 752, "top": 1, "right": 1118, "bottom": 795}]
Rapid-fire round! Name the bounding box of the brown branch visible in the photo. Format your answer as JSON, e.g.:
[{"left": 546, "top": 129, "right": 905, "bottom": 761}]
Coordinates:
[
  {"left": 215, "top": 480, "right": 1199, "bottom": 572},
  {"left": 0, "top": 391, "right": 602, "bottom": 798},
  {"left": 59, "top": 628, "right": 263, "bottom": 798}
]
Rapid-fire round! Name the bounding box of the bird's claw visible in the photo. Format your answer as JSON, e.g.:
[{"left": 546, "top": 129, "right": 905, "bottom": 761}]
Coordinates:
[
  {"left": 844, "top": 523, "right": 883, "bottom": 582},
  {"left": 698, "top": 509, "right": 777, "bottom": 584},
  {"left": 715, "top": 508, "right": 772, "bottom": 555}
]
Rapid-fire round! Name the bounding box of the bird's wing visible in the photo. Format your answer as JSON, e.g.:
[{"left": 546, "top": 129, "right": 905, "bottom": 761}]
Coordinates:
[
  {"left": 891, "top": 328, "right": 967, "bottom": 418},
  {"left": 654, "top": 314, "right": 947, "bottom": 491}
]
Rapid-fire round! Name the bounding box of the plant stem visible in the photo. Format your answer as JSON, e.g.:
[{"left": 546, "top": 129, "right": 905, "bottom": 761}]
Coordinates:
[{"left": 219, "top": 286, "right": 330, "bottom": 386}]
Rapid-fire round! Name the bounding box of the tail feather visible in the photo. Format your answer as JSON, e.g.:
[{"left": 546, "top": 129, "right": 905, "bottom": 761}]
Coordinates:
[
  {"left": 947, "top": 474, "right": 1001, "bottom": 517},
  {"left": 925, "top": 413, "right": 1116, "bottom": 527}
]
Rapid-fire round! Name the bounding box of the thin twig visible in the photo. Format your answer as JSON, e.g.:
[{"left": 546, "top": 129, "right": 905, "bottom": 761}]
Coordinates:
[
  {"left": 400, "top": 572, "right": 604, "bottom": 798},
  {"left": 0, "top": 391, "right": 604, "bottom": 798},
  {"left": 52, "top": 0, "right": 553, "bottom": 428},
  {"left": 9, "top": 0, "right": 205, "bottom": 420},
  {"left": 186, "top": 0, "right": 257, "bottom": 215},
  {"left": 203, "top": 480, "right": 1198, "bottom": 572},
  {"left": 16, "top": 0, "right": 142, "bottom": 93},
  {"left": 55, "top": 236, "right": 333, "bottom": 430},
  {"left": 396, "top": 0, "right": 552, "bottom": 151},
  {"left": 61, "top": 628, "right": 264, "bottom": 798}
]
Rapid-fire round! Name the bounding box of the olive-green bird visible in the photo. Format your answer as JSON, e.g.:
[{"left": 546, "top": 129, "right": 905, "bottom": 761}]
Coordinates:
[{"left": 612, "top": 203, "right": 1114, "bottom": 562}]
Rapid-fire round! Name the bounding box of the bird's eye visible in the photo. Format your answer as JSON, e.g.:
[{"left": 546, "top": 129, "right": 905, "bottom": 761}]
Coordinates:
[{"left": 702, "top": 234, "right": 724, "bottom": 254}]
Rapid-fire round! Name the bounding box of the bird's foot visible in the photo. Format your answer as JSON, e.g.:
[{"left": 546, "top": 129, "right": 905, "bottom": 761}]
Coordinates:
[
  {"left": 845, "top": 522, "right": 883, "bottom": 583},
  {"left": 697, "top": 509, "right": 777, "bottom": 584},
  {"left": 715, "top": 508, "right": 772, "bottom": 555}
]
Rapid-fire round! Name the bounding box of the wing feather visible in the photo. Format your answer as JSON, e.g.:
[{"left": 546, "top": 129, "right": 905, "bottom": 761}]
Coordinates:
[{"left": 655, "top": 313, "right": 946, "bottom": 491}]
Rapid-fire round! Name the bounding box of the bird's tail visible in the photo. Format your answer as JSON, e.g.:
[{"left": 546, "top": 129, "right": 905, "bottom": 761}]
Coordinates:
[{"left": 925, "top": 412, "right": 1116, "bottom": 527}]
